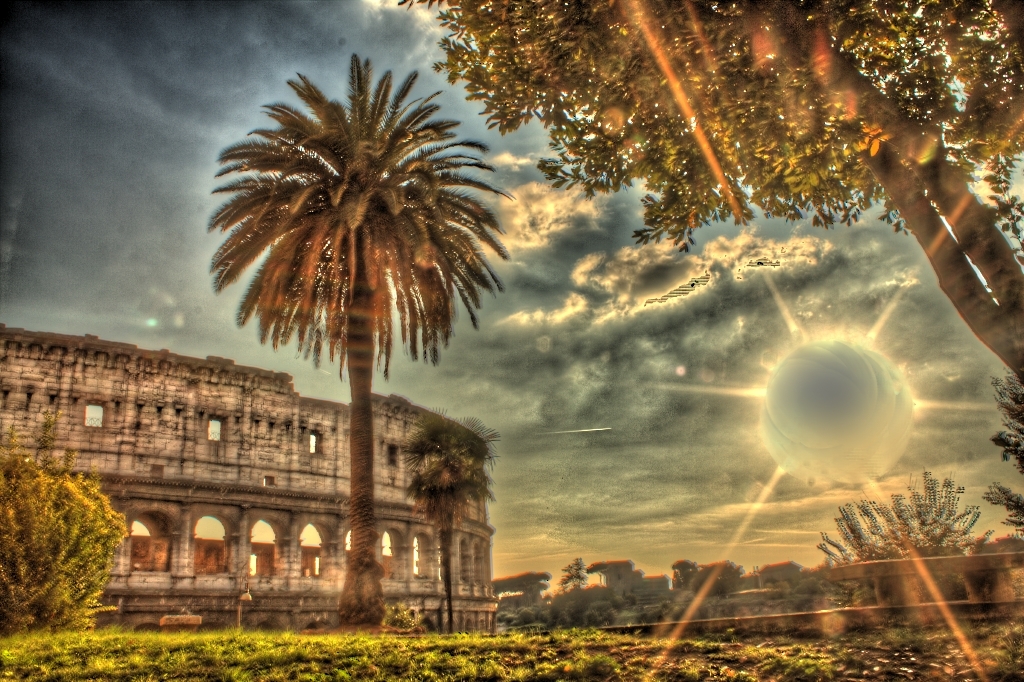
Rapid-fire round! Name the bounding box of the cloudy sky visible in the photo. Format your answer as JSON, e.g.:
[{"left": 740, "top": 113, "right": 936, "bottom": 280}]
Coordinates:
[{"left": 2, "top": 0, "right": 1020, "bottom": 582}]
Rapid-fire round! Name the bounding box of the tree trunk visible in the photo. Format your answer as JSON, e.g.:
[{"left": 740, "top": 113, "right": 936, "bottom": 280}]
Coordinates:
[
  {"left": 440, "top": 526, "right": 454, "bottom": 634},
  {"left": 764, "top": 1, "right": 1024, "bottom": 379},
  {"left": 337, "top": 288, "right": 385, "bottom": 626}
]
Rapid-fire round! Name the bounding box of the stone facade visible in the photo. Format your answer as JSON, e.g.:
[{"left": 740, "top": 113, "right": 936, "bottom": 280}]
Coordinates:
[{"left": 0, "top": 325, "right": 497, "bottom": 632}]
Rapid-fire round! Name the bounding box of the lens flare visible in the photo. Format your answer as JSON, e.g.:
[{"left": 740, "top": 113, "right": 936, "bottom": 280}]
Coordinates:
[{"left": 761, "top": 340, "right": 912, "bottom": 484}]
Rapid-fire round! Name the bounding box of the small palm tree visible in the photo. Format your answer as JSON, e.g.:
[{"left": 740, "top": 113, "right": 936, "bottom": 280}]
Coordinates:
[
  {"left": 405, "top": 412, "right": 497, "bottom": 633},
  {"left": 209, "top": 56, "right": 508, "bottom": 625}
]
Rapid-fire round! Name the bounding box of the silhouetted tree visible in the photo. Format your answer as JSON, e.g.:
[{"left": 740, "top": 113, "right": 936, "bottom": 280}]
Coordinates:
[
  {"left": 819, "top": 472, "right": 991, "bottom": 565},
  {"left": 0, "top": 412, "right": 126, "bottom": 634},
  {"left": 690, "top": 561, "right": 744, "bottom": 597},
  {"left": 406, "top": 0, "right": 1024, "bottom": 377},
  {"left": 559, "top": 558, "right": 589, "bottom": 593},
  {"left": 209, "top": 57, "right": 507, "bottom": 625},
  {"left": 984, "top": 372, "right": 1024, "bottom": 534},
  {"left": 671, "top": 559, "right": 699, "bottom": 590}
]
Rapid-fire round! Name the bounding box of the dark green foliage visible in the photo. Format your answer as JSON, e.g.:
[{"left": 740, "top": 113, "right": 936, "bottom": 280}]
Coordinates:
[
  {"left": 547, "top": 585, "right": 622, "bottom": 629},
  {"left": 985, "top": 372, "right": 1024, "bottom": 534},
  {"left": 559, "top": 557, "right": 588, "bottom": 593},
  {"left": 408, "top": 0, "right": 1024, "bottom": 377},
  {"left": 0, "top": 412, "right": 126, "bottom": 634},
  {"left": 689, "top": 561, "right": 744, "bottom": 597},
  {"left": 671, "top": 559, "right": 699, "bottom": 590},
  {"left": 819, "top": 472, "right": 990, "bottom": 565}
]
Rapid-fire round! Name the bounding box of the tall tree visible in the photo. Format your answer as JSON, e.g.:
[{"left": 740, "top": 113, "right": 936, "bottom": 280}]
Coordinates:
[
  {"left": 0, "top": 412, "right": 126, "bottom": 634},
  {"left": 407, "top": 0, "right": 1024, "bottom": 378},
  {"left": 404, "top": 412, "right": 497, "bottom": 633},
  {"left": 558, "top": 557, "right": 589, "bottom": 593},
  {"left": 209, "top": 57, "right": 508, "bottom": 625},
  {"left": 819, "top": 472, "right": 991, "bottom": 565},
  {"left": 983, "top": 372, "right": 1024, "bottom": 534}
]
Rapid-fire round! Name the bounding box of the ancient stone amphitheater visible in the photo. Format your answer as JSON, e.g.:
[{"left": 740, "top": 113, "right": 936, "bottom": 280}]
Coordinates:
[{"left": 0, "top": 325, "right": 497, "bottom": 632}]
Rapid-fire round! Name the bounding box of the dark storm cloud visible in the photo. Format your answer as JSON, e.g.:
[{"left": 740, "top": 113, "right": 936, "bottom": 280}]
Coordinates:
[{"left": 0, "top": 1, "right": 1014, "bottom": 580}]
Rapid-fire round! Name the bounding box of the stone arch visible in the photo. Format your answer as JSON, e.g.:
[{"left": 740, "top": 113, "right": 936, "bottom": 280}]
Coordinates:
[
  {"left": 299, "top": 523, "right": 322, "bottom": 578},
  {"left": 194, "top": 515, "right": 229, "bottom": 574},
  {"left": 380, "top": 527, "right": 405, "bottom": 580},
  {"left": 129, "top": 512, "right": 172, "bottom": 572},
  {"left": 412, "top": 532, "right": 435, "bottom": 578},
  {"left": 249, "top": 519, "right": 277, "bottom": 577}
]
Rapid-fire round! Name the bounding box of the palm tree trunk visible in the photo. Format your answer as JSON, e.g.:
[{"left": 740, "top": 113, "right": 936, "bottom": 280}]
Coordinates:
[
  {"left": 440, "top": 527, "right": 454, "bottom": 634},
  {"left": 337, "top": 287, "right": 385, "bottom": 626}
]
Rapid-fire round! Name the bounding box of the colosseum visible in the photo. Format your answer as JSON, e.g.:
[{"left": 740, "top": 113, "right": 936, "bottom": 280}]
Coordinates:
[{"left": 0, "top": 325, "right": 497, "bottom": 632}]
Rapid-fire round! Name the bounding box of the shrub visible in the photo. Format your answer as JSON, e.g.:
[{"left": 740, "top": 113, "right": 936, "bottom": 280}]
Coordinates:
[
  {"left": 0, "top": 412, "right": 126, "bottom": 633},
  {"left": 819, "top": 471, "right": 990, "bottom": 565},
  {"left": 382, "top": 602, "right": 422, "bottom": 631}
]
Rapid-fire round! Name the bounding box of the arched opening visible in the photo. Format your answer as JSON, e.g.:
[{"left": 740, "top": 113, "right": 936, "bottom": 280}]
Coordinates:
[
  {"left": 250, "top": 520, "right": 276, "bottom": 577},
  {"left": 130, "top": 515, "right": 170, "bottom": 572},
  {"left": 412, "top": 535, "right": 438, "bottom": 579},
  {"left": 194, "top": 516, "right": 228, "bottom": 574},
  {"left": 345, "top": 530, "right": 352, "bottom": 552},
  {"left": 381, "top": 531, "right": 393, "bottom": 579},
  {"left": 300, "top": 524, "right": 322, "bottom": 578},
  {"left": 459, "top": 538, "right": 472, "bottom": 583}
]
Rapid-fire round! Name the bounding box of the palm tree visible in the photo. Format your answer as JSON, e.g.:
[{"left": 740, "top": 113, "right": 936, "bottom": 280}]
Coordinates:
[
  {"left": 404, "top": 412, "right": 497, "bottom": 633},
  {"left": 208, "top": 56, "right": 508, "bottom": 626}
]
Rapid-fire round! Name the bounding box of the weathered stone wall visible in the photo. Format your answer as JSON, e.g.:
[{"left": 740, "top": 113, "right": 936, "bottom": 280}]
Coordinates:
[{"left": 0, "top": 325, "right": 496, "bottom": 632}]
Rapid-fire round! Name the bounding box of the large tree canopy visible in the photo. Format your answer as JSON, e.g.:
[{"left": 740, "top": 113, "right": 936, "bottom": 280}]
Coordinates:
[{"left": 409, "top": 0, "right": 1024, "bottom": 376}]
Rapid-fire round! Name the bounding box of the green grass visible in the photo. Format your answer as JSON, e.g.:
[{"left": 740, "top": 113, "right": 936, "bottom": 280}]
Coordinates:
[{"left": 1, "top": 624, "right": 1022, "bottom": 681}]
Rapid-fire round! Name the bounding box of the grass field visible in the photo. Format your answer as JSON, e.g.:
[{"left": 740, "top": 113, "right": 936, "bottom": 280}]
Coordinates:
[{"left": 1, "top": 623, "right": 1023, "bottom": 681}]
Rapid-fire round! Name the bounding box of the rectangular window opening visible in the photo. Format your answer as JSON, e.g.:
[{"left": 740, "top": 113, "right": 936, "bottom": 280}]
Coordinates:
[
  {"left": 150, "top": 464, "right": 164, "bottom": 478},
  {"left": 249, "top": 554, "right": 257, "bottom": 576},
  {"left": 208, "top": 419, "right": 221, "bottom": 441},
  {"left": 263, "top": 475, "right": 275, "bottom": 487},
  {"left": 309, "top": 432, "right": 318, "bottom": 454},
  {"left": 387, "top": 444, "right": 399, "bottom": 467},
  {"left": 85, "top": 404, "right": 104, "bottom": 427}
]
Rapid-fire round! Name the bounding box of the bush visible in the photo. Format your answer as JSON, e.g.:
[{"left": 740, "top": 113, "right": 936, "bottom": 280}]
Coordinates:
[
  {"left": 0, "top": 413, "right": 126, "bottom": 634},
  {"left": 819, "top": 471, "right": 990, "bottom": 565},
  {"left": 382, "top": 602, "right": 422, "bottom": 631}
]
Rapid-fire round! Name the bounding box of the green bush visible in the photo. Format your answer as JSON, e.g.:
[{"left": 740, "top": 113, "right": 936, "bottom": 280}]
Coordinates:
[
  {"left": 0, "top": 412, "right": 126, "bottom": 634},
  {"left": 382, "top": 603, "right": 422, "bottom": 631}
]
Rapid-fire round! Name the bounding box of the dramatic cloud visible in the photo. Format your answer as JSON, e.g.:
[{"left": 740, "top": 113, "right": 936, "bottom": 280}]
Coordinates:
[{"left": 496, "top": 182, "right": 604, "bottom": 251}]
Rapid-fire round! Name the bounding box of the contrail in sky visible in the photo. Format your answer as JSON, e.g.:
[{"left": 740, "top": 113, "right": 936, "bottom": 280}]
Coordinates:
[{"left": 537, "top": 428, "right": 612, "bottom": 435}]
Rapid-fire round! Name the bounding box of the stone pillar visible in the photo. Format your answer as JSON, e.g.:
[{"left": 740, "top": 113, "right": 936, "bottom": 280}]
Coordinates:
[
  {"left": 323, "top": 539, "right": 339, "bottom": 588},
  {"left": 171, "top": 504, "right": 195, "bottom": 588},
  {"left": 109, "top": 533, "right": 132, "bottom": 587},
  {"left": 283, "top": 513, "right": 300, "bottom": 585},
  {"left": 235, "top": 507, "right": 251, "bottom": 590}
]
